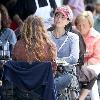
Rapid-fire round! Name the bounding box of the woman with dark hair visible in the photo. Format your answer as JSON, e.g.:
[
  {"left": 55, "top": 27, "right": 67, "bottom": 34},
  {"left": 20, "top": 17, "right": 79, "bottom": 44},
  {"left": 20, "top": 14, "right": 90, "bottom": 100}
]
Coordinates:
[
  {"left": 49, "top": 5, "right": 79, "bottom": 67},
  {"left": 48, "top": 5, "right": 80, "bottom": 99},
  {"left": 0, "top": 4, "right": 17, "bottom": 57}
]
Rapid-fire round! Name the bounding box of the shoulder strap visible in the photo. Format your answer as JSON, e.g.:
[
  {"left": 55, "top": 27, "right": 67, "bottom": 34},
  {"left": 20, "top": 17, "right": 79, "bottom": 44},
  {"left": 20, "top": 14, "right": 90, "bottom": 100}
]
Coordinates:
[{"left": 58, "top": 35, "right": 68, "bottom": 52}]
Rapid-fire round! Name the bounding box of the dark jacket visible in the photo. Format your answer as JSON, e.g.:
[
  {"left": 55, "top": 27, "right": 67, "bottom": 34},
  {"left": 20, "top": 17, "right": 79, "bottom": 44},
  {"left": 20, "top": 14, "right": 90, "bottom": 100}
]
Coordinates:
[
  {"left": 0, "top": 0, "right": 57, "bottom": 20},
  {"left": 3, "top": 60, "right": 57, "bottom": 100}
]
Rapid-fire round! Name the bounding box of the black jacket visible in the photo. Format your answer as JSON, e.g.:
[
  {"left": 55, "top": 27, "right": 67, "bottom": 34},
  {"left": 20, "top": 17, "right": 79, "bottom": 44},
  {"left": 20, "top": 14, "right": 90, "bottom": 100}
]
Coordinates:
[
  {"left": 3, "top": 60, "right": 57, "bottom": 100},
  {"left": 0, "top": 0, "right": 57, "bottom": 20}
]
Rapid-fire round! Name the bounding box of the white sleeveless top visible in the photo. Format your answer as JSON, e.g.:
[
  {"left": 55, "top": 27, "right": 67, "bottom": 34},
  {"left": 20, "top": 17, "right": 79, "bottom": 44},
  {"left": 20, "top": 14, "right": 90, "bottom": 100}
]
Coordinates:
[
  {"left": 35, "top": 0, "right": 51, "bottom": 20},
  {"left": 55, "top": 0, "right": 62, "bottom": 7}
]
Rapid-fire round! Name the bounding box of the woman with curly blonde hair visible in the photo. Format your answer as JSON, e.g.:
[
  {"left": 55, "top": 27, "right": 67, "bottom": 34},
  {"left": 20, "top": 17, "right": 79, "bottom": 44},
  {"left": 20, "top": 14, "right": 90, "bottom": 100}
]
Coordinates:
[{"left": 12, "top": 15, "right": 57, "bottom": 72}]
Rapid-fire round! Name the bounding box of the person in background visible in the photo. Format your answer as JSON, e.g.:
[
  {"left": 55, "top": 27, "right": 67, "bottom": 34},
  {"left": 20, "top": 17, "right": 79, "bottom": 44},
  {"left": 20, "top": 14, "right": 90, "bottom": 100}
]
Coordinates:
[
  {"left": 63, "top": 0, "right": 69, "bottom": 5},
  {"left": 55, "top": 0, "right": 62, "bottom": 7},
  {"left": 85, "top": 2, "right": 100, "bottom": 33},
  {"left": 0, "top": 0, "right": 36, "bottom": 29},
  {"left": 94, "top": 0, "right": 100, "bottom": 32},
  {"left": 9, "top": 0, "right": 57, "bottom": 30},
  {"left": 35, "top": 0, "right": 57, "bottom": 29},
  {"left": 75, "top": 11, "right": 100, "bottom": 100},
  {"left": 0, "top": 6, "right": 16, "bottom": 94},
  {"left": 95, "top": 0, "right": 100, "bottom": 15},
  {"left": 1, "top": 0, "right": 57, "bottom": 40},
  {"left": 85, "top": 3, "right": 96, "bottom": 16},
  {"left": 67, "top": 0, "right": 85, "bottom": 23},
  {"left": 84, "top": 0, "right": 95, "bottom": 5},
  {"left": 0, "top": 4, "right": 11, "bottom": 28},
  {"left": 0, "top": 4, "right": 17, "bottom": 57},
  {"left": 94, "top": 14, "right": 100, "bottom": 33},
  {"left": 35, "top": 0, "right": 57, "bottom": 19}
]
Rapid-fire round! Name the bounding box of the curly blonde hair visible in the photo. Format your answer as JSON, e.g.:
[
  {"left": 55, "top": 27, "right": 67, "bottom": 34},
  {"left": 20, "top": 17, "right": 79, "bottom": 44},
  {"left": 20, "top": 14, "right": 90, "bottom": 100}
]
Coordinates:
[{"left": 21, "top": 15, "right": 56, "bottom": 61}]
